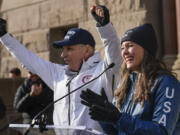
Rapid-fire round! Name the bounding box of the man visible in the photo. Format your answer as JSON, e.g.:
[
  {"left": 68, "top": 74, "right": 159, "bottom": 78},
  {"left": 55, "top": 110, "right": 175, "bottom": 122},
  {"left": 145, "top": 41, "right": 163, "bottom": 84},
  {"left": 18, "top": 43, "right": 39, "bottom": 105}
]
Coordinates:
[
  {"left": 13, "top": 72, "right": 53, "bottom": 124},
  {"left": 0, "top": 5, "right": 122, "bottom": 131},
  {"left": 9, "top": 67, "right": 21, "bottom": 78}
]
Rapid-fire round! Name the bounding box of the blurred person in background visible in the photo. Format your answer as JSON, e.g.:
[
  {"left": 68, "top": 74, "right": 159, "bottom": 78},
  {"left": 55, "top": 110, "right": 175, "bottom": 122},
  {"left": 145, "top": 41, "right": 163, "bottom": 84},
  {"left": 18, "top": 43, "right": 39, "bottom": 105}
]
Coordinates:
[
  {"left": 9, "top": 67, "right": 21, "bottom": 79},
  {"left": 13, "top": 71, "right": 53, "bottom": 124}
]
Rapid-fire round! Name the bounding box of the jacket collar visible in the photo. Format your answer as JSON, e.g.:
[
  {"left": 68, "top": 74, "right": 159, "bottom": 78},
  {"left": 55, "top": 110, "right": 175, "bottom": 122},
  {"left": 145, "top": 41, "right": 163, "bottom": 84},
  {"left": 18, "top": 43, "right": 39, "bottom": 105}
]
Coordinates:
[
  {"left": 129, "top": 71, "right": 137, "bottom": 83},
  {"left": 80, "top": 51, "right": 101, "bottom": 72}
]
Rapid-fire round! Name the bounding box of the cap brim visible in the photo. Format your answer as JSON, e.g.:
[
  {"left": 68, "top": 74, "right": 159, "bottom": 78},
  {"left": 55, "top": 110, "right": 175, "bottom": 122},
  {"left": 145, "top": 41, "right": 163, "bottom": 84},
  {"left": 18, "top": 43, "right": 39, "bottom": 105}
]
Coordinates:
[{"left": 52, "top": 39, "right": 75, "bottom": 48}]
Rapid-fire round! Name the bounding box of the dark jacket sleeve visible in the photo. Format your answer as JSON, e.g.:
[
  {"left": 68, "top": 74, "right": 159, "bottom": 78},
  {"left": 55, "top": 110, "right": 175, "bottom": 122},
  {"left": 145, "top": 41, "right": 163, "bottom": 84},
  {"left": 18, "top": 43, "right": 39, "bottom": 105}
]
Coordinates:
[
  {"left": 34, "top": 81, "right": 53, "bottom": 106},
  {"left": 115, "top": 75, "right": 180, "bottom": 135},
  {"left": 32, "top": 80, "right": 54, "bottom": 124},
  {"left": 99, "top": 121, "right": 118, "bottom": 135},
  {"left": 13, "top": 79, "right": 35, "bottom": 113}
]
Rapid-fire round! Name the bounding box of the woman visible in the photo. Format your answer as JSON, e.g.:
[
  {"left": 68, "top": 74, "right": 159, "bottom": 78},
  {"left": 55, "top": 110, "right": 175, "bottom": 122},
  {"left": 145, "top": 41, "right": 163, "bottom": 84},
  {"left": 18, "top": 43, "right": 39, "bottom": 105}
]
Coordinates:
[{"left": 80, "top": 23, "right": 180, "bottom": 135}]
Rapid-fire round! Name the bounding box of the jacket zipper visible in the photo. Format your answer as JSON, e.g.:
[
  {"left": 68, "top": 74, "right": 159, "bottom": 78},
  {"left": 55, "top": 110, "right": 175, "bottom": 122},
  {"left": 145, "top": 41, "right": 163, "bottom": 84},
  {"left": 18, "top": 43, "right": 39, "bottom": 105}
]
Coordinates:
[{"left": 68, "top": 83, "right": 71, "bottom": 125}]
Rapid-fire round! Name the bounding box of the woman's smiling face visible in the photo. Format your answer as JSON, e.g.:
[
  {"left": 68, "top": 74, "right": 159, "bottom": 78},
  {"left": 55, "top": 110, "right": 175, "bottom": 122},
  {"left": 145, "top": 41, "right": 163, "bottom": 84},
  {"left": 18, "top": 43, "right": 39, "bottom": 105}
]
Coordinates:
[{"left": 121, "top": 41, "right": 144, "bottom": 72}]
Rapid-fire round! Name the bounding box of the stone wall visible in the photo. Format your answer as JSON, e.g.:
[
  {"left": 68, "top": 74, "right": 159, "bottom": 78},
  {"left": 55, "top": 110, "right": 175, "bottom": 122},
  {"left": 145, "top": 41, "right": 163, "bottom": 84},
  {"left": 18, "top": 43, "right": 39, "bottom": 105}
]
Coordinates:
[{"left": 0, "top": 0, "right": 163, "bottom": 78}]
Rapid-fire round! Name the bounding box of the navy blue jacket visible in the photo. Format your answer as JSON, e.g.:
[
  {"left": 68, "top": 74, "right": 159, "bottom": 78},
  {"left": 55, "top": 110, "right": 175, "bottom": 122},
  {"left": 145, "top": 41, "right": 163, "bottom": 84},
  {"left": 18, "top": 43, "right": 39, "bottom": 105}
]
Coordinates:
[{"left": 100, "top": 73, "right": 180, "bottom": 135}]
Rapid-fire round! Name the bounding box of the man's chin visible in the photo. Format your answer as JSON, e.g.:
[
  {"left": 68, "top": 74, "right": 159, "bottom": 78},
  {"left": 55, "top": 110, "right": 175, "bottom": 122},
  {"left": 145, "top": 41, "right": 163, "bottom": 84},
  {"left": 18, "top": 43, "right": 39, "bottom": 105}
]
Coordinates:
[{"left": 68, "top": 65, "right": 75, "bottom": 70}]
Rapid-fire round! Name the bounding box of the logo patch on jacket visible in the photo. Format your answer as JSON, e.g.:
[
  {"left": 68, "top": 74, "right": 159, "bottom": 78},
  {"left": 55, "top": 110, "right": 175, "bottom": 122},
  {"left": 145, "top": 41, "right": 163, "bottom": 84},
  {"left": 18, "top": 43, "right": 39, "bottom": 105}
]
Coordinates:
[{"left": 82, "top": 75, "right": 92, "bottom": 84}]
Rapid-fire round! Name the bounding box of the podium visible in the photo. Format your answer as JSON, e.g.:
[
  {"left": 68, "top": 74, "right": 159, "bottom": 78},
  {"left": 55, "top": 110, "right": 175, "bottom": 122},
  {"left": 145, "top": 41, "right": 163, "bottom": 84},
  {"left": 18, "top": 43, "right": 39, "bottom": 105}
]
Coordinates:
[{"left": 9, "top": 124, "right": 106, "bottom": 135}]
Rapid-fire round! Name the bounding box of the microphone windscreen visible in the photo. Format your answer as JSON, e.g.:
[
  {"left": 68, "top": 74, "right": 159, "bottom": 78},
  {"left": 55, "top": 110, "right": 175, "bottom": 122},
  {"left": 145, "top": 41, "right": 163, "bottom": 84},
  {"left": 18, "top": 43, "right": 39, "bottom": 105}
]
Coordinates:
[{"left": 108, "top": 63, "right": 115, "bottom": 69}]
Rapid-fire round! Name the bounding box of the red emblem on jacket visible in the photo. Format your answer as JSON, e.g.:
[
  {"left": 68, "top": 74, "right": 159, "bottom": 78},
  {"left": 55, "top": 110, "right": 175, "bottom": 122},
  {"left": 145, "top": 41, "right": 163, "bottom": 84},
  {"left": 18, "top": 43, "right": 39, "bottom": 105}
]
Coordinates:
[{"left": 82, "top": 75, "right": 92, "bottom": 83}]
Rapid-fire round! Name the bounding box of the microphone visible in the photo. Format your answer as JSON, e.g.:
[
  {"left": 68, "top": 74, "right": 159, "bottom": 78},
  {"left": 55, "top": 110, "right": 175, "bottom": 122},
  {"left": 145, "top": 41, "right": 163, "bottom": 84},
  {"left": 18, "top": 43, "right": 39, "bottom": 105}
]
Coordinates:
[
  {"left": 24, "top": 63, "right": 115, "bottom": 135},
  {"left": 108, "top": 63, "right": 115, "bottom": 69}
]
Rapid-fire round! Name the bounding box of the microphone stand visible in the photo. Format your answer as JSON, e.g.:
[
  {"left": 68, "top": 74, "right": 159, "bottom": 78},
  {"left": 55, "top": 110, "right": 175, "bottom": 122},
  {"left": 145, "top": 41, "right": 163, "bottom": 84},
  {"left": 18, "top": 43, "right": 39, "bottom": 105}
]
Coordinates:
[{"left": 24, "top": 63, "right": 115, "bottom": 135}]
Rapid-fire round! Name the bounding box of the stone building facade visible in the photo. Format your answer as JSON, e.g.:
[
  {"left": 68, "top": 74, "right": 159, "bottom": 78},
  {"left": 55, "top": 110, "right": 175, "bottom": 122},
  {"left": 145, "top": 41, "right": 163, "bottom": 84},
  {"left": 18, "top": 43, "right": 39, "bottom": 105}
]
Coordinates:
[
  {"left": 0, "top": 0, "right": 179, "bottom": 78},
  {"left": 0, "top": 0, "right": 169, "bottom": 77},
  {"left": 0, "top": 0, "right": 179, "bottom": 134}
]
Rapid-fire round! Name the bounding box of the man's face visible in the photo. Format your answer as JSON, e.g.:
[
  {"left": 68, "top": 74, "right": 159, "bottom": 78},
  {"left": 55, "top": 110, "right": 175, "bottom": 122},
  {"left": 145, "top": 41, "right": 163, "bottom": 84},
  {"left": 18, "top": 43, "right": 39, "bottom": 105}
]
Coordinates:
[{"left": 61, "top": 44, "right": 87, "bottom": 71}]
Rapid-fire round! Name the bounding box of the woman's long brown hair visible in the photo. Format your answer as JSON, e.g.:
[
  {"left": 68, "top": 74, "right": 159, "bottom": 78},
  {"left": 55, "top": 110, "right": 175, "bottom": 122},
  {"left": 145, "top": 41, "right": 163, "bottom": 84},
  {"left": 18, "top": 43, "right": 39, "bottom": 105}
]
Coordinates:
[{"left": 114, "top": 50, "right": 175, "bottom": 109}]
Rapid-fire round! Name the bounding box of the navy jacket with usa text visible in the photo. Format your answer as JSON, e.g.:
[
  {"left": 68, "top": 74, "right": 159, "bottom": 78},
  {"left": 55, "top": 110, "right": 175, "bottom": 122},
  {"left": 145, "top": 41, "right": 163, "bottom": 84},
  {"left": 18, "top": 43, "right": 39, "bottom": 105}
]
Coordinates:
[{"left": 100, "top": 73, "right": 180, "bottom": 135}]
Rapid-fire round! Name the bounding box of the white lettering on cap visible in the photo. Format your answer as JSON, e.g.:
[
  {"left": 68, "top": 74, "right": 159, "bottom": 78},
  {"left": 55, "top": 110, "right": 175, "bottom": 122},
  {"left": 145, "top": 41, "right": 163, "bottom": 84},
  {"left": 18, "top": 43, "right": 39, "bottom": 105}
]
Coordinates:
[
  {"left": 68, "top": 31, "right": 75, "bottom": 35},
  {"left": 122, "top": 30, "right": 133, "bottom": 39},
  {"left": 65, "top": 35, "right": 70, "bottom": 40},
  {"left": 64, "top": 31, "right": 76, "bottom": 40}
]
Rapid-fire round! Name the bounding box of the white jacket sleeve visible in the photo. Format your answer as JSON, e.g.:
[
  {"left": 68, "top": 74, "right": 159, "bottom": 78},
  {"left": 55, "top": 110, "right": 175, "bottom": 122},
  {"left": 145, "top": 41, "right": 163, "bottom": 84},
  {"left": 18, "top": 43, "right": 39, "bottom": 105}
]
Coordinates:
[
  {"left": 0, "top": 33, "right": 63, "bottom": 90},
  {"left": 97, "top": 22, "right": 122, "bottom": 89}
]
